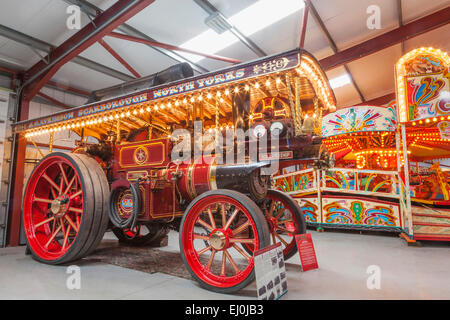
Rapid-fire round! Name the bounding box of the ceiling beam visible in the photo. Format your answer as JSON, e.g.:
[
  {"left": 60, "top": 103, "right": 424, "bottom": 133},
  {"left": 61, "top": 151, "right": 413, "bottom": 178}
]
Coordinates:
[
  {"left": 36, "top": 91, "right": 74, "bottom": 109},
  {"left": 193, "top": 0, "right": 267, "bottom": 57},
  {"left": 319, "top": 6, "right": 450, "bottom": 70},
  {"left": 63, "top": 0, "right": 209, "bottom": 73},
  {"left": 0, "top": 65, "right": 19, "bottom": 76},
  {"left": 98, "top": 38, "right": 141, "bottom": 78},
  {"left": 309, "top": 1, "right": 365, "bottom": 102},
  {"left": 397, "top": 0, "right": 405, "bottom": 54},
  {"left": 0, "top": 24, "right": 134, "bottom": 82},
  {"left": 0, "top": 63, "right": 90, "bottom": 97},
  {"left": 299, "top": 0, "right": 310, "bottom": 49},
  {"left": 107, "top": 31, "right": 242, "bottom": 64},
  {"left": 22, "top": 0, "right": 155, "bottom": 100},
  {"left": 46, "top": 80, "right": 90, "bottom": 97}
]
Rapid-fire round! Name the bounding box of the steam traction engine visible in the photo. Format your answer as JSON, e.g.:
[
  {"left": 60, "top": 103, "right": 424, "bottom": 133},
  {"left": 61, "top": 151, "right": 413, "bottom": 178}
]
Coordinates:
[{"left": 15, "top": 49, "right": 336, "bottom": 293}]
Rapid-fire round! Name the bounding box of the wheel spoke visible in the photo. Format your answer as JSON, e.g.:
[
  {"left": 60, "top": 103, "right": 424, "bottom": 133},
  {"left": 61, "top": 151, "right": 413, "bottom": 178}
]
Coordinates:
[
  {"left": 60, "top": 217, "right": 65, "bottom": 229},
  {"left": 62, "top": 225, "right": 71, "bottom": 250},
  {"left": 68, "top": 207, "right": 83, "bottom": 214},
  {"left": 224, "top": 208, "right": 239, "bottom": 230},
  {"left": 275, "top": 208, "right": 287, "bottom": 219},
  {"left": 276, "top": 226, "right": 292, "bottom": 234},
  {"left": 70, "top": 189, "right": 82, "bottom": 200},
  {"left": 58, "top": 163, "right": 69, "bottom": 188},
  {"left": 277, "top": 219, "right": 294, "bottom": 225},
  {"left": 220, "top": 251, "right": 227, "bottom": 276},
  {"left": 197, "top": 245, "right": 212, "bottom": 256},
  {"left": 206, "top": 249, "right": 216, "bottom": 271},
  {"left": 50, "top": 187, "right": 57, "bottom": 200},
  {"left": 232, "top": 244, "right": 251, "bottom": 261},
  {"left": 194, "top": 234, "right": 209, "bottom": 240},
  {"left": 64, "top": 176, "right": 76, "bottom": 195},
  {"left": 229, "top": 237, "right": 255, "bottom": 245},
  {"left": 207, "top": 208, "right": 216, "bottom": 229},
  {"left": 224, "top": 250, "right": 240, "bottom": 274},
  {"left": 65, "top": 215, "right": 79, "bottom": 232},
  {"left": 42, "top": 173, "right": 61, "bottom": 195},
  {"left": 196, "top": 218, "right": 214, "bottom": 232},
  {"left": 44, "top": 224, "right": 62, "bottom": 248},
  {"left": 232, "top": 220, "right": 250, "bottom": 236},
  {"left": 59, "top": 177, "right": 64, "bottom": 196},
  {"left": 60, "top": 218, "right": 66, "bottom": 241},
  {"left": 274, "top": 232, "right": 288, "bottom": 247},
  {"left": 34, "top": 197, "right": 53, "bottom": 204},
  {"left": 34, "top": 216, "right": 55, "bottom": 228},
  {"left": 220, "top": 203, "right": 226, "bottom": 227}
]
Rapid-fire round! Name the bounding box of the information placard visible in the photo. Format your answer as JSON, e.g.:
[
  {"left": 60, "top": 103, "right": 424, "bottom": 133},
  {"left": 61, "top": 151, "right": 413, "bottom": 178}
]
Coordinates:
[
  {"left": 254, "top": 242, "right": 287, "bottom": 300},
  {"left": 295, "top": 233, "right": 318, "bottom": 272}
]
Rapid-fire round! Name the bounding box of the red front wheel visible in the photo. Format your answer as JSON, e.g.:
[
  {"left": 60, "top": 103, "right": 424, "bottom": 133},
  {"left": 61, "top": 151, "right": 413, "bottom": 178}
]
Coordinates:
[
  {"left": 23, "top": 152, "right": 109, "bottom": 264},
  {"left": 180, "top": 190, "right": 270, "bottom": 294}
]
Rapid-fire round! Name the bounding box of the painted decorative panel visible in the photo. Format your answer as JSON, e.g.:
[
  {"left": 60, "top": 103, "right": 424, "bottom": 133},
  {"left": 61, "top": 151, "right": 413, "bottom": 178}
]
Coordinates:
[
  {"left": 322, "top": 105, "right": 397, "bottom": 137},
  {"left": 406, "top": 72, "right": 450, "bottom": 121},
  {"left": 321, "top": 197, "right": 401, "bottom": 228},
  {"left": 396, "top": 48, "right": 450, "bottom": 123},
  {"left": 292, "top": 196, "right": 319, "bottom": 223}
]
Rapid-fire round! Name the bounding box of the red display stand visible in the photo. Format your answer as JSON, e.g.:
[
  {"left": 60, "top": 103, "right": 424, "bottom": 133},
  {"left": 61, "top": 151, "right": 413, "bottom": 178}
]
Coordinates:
[{"left": 295, "top": 233, "right": 318, "bottom": 271}]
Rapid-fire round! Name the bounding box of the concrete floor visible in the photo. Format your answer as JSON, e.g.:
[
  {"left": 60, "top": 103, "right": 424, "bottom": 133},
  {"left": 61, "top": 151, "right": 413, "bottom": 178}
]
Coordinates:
[{"left": 0, "top": 230, "right": 449, "bottom": 300}]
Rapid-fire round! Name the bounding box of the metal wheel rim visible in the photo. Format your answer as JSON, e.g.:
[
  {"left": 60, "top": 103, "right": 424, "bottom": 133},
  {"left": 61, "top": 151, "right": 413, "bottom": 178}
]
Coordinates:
[
  {"left": 264, "top": 193, "right": 300, "bottom": 256},
  {"left": 23, "top": 156, "right": 84, "bottom": 261},
  {"left": 182, "top": 195, "right": 259, "bottom": 288}
]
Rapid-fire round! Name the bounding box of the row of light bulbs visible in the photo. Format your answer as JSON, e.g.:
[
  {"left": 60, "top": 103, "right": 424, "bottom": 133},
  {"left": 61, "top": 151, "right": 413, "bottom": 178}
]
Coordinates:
[
  {"left": 411, "top": 116, "right": 450, "bottom": 126},
  {"left": 356, "top": 153, "right": 406, "bottom": 169},
  {"left": 409, "top": 132, "right": 441, "bottom": 137},
  {"left": 23, "top": 76, "right": 304, "bottom": 138},
  {"left": 354, "top": 149, "right": 412, "bottom": 157},
  {"left": 296, "top": 58, "right": 336, "bottom": 112}
]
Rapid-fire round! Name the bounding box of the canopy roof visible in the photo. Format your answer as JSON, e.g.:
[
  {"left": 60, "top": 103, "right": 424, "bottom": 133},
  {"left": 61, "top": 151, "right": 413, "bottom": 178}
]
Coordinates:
[{"left": 13, "top": 48, "right": 335, "bottom": 140}]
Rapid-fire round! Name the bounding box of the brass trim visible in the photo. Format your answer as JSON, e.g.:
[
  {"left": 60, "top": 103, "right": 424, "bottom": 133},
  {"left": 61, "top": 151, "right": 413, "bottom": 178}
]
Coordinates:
[
  {"left": 119, "top": 141, "right": 165, "bottom": 168},
  {"left": 126, "top": 170, "right": 148, "bottom": 181},
  {"left": 209, "top": 159, "right": 217, "bottom": 190},
  {"left": 133, "top": 146, "right": 149, "bottom": 165},
  {"left": 187, "top": 162, "right": 196, "bottom": 200}
]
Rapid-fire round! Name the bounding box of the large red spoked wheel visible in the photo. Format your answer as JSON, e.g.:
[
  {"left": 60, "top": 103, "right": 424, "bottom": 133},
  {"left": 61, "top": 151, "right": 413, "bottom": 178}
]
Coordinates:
[
  {"left": 262, "top": 189, "right": 306, "bottom": 260},
  {"left": 180, "top": 190, "right": 270, "bottom": 293},
  {"left": 23, "top": 152, "right": 109, "bottom": 264},
  {"left": 243, "top": 189, "right": 306, "bottom": 260}
]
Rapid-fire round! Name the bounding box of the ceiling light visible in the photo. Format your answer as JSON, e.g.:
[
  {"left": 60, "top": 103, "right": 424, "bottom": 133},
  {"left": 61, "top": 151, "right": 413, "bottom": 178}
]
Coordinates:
[
  {"left": 329, "top": 73, "right": 352, "bottom": 89},
  {"left": 180, "top": 0, "right": 305, "bottom": 63},
  {"left": 229, "top": 0, "right": 305, "bottom": 36},
  {"left": 205, "top": 12, "right": 232, "bottom": 34}
]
